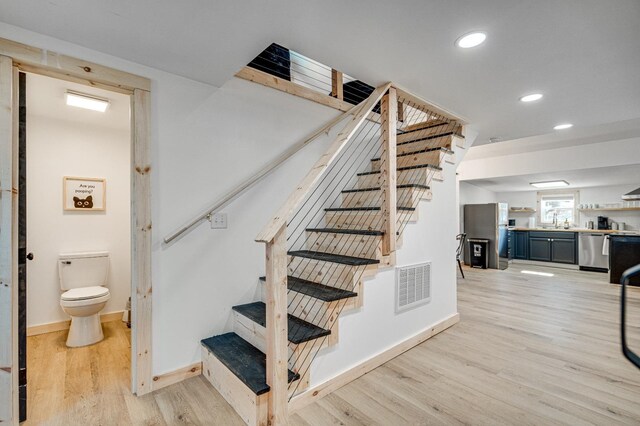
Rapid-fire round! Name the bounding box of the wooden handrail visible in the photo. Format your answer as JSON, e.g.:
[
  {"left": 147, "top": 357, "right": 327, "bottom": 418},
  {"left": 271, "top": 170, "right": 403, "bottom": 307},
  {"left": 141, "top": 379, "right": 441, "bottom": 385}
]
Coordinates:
[{"left": 255, "top": 82, "right": 392, "bottom": 243}]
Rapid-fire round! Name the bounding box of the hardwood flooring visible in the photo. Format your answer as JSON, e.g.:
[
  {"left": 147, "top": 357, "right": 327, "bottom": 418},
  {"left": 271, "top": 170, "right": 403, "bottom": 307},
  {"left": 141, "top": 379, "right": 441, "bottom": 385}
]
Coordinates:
[{"left": 24, "top": 265, "right": 640, "bottom": 425}]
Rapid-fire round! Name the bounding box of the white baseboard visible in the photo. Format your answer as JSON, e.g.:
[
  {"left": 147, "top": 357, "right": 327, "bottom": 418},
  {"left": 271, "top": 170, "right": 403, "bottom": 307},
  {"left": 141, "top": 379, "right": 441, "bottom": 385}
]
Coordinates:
[{"left": 26, "top": 311, "right": 125, "bottom": 336}]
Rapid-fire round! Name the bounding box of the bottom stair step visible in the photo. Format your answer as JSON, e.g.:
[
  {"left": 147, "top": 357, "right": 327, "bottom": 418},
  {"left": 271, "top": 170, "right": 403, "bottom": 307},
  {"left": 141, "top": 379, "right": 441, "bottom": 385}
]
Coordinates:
[
  {"left": 201, "top": 332, "right": 299, "bottom": 395},
  {"left": 233, "top": 301, "right": 331, "bottom": 344}
]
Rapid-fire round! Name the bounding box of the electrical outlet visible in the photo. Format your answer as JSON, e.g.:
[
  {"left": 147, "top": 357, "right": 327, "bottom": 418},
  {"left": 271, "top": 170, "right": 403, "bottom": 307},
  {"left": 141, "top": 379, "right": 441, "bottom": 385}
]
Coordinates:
[{"left": 210, "top": 212, "right": 227, "bottom": 229}]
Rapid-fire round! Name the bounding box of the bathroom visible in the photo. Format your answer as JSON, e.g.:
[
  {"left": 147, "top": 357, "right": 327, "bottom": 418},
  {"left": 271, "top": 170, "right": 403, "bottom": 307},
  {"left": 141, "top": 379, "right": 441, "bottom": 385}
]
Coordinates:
[{"left": 20, "top": 72, "right": 131, "bottom": 418}]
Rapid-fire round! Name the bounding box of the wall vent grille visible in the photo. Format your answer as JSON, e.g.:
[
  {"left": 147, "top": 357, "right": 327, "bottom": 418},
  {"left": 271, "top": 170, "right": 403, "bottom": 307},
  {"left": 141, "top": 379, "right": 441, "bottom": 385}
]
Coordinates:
[{"left": 396, "top": 262, "right": 431, "bottom": 313}]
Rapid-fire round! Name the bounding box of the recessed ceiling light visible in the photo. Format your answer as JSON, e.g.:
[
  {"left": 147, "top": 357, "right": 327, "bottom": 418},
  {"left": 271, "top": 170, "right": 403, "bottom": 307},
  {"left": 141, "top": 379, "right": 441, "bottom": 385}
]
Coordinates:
[
  {"left": 66, "top": 90, "right": 110, "bottom": 112},
  {"left": 455, "top": 32, "right": 487, "bottom": 48},
  {"left": 530, "top": 180, "right": 569, "bottom": 188},
  {"left": 553, "top": 123, "right": 573, "bottom": 130},
  {"left": 520, "top": 93, "right": 543, "bottom": 102}
]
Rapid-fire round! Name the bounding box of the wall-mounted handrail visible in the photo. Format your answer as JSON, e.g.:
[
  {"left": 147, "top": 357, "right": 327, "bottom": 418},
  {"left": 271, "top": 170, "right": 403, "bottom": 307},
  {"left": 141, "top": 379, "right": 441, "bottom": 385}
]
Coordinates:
[
  {"left": 255, "top": 82, "right": 392, "bottom": 243},
  {"left": 162, "top": 102, "right": 362, "bottom": 245}
]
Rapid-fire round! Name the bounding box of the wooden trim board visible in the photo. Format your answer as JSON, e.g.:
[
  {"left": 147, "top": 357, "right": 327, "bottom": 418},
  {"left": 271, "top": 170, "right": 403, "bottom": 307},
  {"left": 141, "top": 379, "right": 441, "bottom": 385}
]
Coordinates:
[
  {"left": 131, "top": 88, "right": 153, "bottom": 396},
  {"left": 288, "top": 312, "right": 460, "bottom": 413},
  {"left": 152, "top": 362, "right": 202, "bottom": 392},
  {"left": 26, "top": 311, "right": 125, "bottom": 337},
  {"left": 236, "top": 66, "right": 354, "bottom": 113},
  {"left": 0, "top": 36, "right": 150, "bottom": 93},
  {"left": 0, "top": 55, "right": 17, "bottom": 424}
]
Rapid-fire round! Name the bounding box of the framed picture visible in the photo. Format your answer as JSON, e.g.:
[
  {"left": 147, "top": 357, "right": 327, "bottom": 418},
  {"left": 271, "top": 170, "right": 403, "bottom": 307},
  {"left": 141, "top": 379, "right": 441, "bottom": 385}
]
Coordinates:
[{"left": 63, "top": 176, "right": 106, "bottom": 211}]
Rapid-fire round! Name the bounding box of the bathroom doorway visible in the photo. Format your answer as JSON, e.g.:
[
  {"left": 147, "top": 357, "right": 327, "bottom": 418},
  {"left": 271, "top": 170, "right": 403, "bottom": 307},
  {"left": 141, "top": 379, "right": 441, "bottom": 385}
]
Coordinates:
[{"left": 17, "top": 71, "right": 133, "bottom": 423}]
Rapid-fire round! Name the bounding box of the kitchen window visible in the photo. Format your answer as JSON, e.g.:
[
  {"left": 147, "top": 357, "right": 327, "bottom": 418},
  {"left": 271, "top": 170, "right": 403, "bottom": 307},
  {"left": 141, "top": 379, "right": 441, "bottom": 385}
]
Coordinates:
[{"left": 538, "top": 191, "right": 579, "bottom": 225}]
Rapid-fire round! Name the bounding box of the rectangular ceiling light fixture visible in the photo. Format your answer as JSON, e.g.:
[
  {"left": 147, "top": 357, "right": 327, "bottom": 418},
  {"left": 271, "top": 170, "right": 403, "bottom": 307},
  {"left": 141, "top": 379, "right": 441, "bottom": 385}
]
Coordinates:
[
  {"left": 65, "top": 90, "right": 110, "bottom": 112},
  {"left": 530, "top": 180, "right": 569, "bottom": 189}
]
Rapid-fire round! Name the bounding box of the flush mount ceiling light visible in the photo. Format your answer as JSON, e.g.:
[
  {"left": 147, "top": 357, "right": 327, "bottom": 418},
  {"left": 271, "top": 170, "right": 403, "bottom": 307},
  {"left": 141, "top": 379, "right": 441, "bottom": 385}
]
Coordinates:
[
  {"left": 553, "top": 123, "right": 573, "bottom": 130},
  {"left": 519, "top": 93, "right": 543, "bottom": 102},
  {"left": 455, "top": 31, "right": 487, "bottom": 48},
  {"left": 66, "top": 90, "right": 110, "bottom": 112},
  {"left": 530, "top": 180, "right": 569, "bottom": 188}
]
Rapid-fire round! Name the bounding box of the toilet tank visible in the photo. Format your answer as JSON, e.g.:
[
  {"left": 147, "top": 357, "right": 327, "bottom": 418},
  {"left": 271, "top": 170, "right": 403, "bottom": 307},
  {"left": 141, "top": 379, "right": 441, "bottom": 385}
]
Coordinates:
[{"left": 58, "top": 251, "right": 109, "bottom": 290}]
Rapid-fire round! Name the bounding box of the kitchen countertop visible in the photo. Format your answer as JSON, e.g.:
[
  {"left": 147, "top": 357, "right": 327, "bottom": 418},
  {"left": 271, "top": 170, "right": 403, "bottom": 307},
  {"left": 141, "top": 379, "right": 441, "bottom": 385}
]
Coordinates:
[{"left": 510, "top": 227, "right": 639, "bottom": 235}]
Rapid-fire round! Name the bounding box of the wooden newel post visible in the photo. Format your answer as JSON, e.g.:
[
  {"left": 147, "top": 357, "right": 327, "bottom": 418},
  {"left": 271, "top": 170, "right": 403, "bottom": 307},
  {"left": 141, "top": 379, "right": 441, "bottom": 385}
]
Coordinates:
[
  {"left": 265, "top": 224, "right": 289, "bottom": 425},
  {"left": 380, "top": 88, "right": 397, "bottom": 255}
]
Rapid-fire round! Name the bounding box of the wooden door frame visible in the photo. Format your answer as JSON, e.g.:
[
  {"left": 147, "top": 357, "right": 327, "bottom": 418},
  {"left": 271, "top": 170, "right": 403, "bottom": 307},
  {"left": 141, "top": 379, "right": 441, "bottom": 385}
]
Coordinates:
[{"left": 0, "top": 37, "right": 153, "bottom": 424}]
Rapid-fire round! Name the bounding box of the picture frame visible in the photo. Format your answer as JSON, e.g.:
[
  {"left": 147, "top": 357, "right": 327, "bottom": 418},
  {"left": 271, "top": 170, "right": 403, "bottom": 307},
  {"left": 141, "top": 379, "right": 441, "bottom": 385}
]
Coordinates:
[{"left": 63, "top": 176, "right": 106, "bottom": 211}]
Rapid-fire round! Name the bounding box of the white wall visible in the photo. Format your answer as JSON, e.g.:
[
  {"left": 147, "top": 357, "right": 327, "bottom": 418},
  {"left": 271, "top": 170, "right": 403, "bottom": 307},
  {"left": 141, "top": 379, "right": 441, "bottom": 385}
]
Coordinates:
[
  {"left": 1, "top": 24, "right": 459, "bottom": 385},
  {"left": 310, "top": 157, "right": 459, "bottom": 385},
  {"left": 26, "top": 114, "right": 130, "bottom": 327}
]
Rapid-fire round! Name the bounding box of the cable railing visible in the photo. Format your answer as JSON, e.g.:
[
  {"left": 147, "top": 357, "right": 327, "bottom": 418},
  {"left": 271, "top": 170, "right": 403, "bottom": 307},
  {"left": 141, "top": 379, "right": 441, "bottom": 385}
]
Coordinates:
[{"left": 255, "top": 82, "right": 463, "bottom": 415}]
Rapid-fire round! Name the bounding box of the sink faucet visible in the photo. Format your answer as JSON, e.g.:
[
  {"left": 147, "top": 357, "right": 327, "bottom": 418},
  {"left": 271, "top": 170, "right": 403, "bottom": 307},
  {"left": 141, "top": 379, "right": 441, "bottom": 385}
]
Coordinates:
[{"left": 553, "top": 212, "right": 558, "bottom": 229}]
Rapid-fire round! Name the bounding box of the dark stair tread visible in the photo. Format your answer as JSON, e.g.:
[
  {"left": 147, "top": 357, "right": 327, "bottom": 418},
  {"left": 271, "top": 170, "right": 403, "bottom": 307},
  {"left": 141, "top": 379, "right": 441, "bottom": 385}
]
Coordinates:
[
  {"left": 341, "top": 184, "right": 430, "bottom": 193},
  {"left": 288, "top": 250, "right": 379, "bottom": 266},
  {"left": 397, "top": 121, "right": 455, "bottom": 134},
  {"left": 259, "top": 275, "right": 358, "bottom": 302},
  {"left": 201, "top": 332, "right": 299, "bottom": 395},
  {"left": 306, "top": 227, "right": 384, "bottom": 236},
  {"left": 232, "top": 302, "right": 331, "bottom": 345},
  {"left": 325, "top": 206, "right": 415, "bottom": 212},
  {"left": 358, "top": 164, "right": 442, "bottom": 176},
  {"left": 370, "top": 147, "right": 453, "bottom": 161},
  {"left": 397, "top": 131, "right": 463, "bottom": 147}
]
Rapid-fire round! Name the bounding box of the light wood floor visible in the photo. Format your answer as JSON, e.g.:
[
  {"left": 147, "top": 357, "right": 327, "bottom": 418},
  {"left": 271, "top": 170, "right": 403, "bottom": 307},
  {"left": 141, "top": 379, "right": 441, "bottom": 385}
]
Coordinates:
[{"left": 24, "top": 265, "right": 640, "bottom": 425}]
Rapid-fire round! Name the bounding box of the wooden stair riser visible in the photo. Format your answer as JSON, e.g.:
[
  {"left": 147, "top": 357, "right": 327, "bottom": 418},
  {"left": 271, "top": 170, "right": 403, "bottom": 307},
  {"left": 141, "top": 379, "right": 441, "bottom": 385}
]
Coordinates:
[
  {"left": 232, "top": 311, "right": 323, "bottom": 396},
  {"left": 397, "top": 125, "right": 462, "bottom": 144},
  {"left": 325, "top": 209, "right": 418, "bottom": 231},
  {"left": 370, "top": 151, "right": 446, "bottom": 172},
  {"left": 341, "top": 187, "right": 428, "bottom": 208},
  {"left": 304, "top": 231, "right": 382, "bottom": 259},
  {"left": 357, "top": 168, "right": 442, "bottom": 188},
  {"left": 202, "top": 346, "right": 268, "bottom": 426},
  {"left": 287, "top": 256, "right": 359, "bottom": 289},
  {"left": 396, "top": 134, "right": 453, "bottom": 154},
  {"left": 259, "top": 280, "right": 359, "bottom": 326}
]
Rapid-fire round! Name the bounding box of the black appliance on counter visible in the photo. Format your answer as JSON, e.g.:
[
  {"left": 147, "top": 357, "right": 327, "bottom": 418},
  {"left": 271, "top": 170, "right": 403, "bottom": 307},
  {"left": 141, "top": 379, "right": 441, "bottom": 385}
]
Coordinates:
[
  {"left": 597, "top": 216, "right": 609, "bottom": 230},
  {"left": 609, "top": 235, "right": 640, "bottom": 286}
]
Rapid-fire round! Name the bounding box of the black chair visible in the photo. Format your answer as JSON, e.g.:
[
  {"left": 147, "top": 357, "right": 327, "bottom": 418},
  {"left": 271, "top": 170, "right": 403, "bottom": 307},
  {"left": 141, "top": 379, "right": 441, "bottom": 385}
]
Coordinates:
[{"left": 456, "top": 233, "right": 466, "bottom": 278}]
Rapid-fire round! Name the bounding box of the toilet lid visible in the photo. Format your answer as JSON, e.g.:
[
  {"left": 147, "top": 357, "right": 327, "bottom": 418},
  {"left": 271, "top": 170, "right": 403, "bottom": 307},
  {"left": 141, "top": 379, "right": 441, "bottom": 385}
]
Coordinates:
[{"left": 61, "top": 286, "right": 109, "bottom": 301}]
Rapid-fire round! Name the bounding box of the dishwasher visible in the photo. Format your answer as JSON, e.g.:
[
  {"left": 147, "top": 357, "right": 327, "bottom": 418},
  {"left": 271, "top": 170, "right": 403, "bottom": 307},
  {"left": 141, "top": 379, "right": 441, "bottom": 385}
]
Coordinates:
[{"left": 579, "top": 233, "right": 609, "bottom": 272}]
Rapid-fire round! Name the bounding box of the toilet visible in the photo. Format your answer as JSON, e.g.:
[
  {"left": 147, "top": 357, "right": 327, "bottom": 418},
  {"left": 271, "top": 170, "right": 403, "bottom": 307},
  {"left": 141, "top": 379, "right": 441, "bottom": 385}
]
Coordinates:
[{"left": 58, "top": 251, "right": 111, "bottom": 347}]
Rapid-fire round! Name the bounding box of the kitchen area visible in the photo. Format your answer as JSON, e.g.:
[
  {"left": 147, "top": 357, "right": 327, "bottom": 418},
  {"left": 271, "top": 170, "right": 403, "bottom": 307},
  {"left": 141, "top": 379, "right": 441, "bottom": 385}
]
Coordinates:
[{"left": 462, "top": 185, "right": 640, "bottom": 286}]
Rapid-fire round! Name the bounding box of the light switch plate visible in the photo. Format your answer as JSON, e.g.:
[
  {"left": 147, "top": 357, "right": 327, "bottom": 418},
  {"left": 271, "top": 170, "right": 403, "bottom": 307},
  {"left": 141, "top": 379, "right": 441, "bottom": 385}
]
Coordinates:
[{"left": 210, "top": 212, "right": 227, "bottom": 229}]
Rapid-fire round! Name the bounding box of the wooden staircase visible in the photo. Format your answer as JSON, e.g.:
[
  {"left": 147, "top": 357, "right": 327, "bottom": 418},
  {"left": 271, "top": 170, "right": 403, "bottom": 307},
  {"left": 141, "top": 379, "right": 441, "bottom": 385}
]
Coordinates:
[{"left": 200, "top": 84, "right": 464, "bottom": 425}]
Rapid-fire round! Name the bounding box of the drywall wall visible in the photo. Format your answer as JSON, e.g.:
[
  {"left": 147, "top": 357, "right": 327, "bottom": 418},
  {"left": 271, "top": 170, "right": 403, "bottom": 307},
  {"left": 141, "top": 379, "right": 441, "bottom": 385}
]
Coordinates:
[
  {"left": 497, "top": 184, "right": 640, "bottom": 231},
  {"left": 310, "top": 153, "right": 459, "bottom": 386},
  {"left": 458, "top": 137, "right": 640, "bottom": 181},
  {"left": 26, "top": 99, "right": 130, "bottom": 327},
  {"left": 1, "top": 24, "right": 459, "bottom": 384}
]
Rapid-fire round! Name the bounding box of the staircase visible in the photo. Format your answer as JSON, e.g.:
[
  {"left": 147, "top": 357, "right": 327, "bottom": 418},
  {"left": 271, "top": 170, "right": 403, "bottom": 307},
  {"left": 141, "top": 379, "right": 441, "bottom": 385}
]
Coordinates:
[{"left": 199, "top": 83, "right": 465, "bottom": 425}]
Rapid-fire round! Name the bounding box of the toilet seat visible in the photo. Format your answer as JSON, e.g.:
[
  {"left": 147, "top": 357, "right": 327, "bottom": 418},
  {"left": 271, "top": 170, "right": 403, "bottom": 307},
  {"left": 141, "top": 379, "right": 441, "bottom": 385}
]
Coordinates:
[
  {"left": 60, "top": 286, "right": 110, "bottom": 308},
  {"left": 61, "top": 286, "right": 109, "bottom": 301}
]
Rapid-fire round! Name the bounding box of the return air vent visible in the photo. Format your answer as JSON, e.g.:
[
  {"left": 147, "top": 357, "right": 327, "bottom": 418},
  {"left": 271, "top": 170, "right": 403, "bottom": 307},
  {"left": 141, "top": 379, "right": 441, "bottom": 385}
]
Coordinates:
[{"left": 396, "top": 262, "right": 431, "bottom": 313}]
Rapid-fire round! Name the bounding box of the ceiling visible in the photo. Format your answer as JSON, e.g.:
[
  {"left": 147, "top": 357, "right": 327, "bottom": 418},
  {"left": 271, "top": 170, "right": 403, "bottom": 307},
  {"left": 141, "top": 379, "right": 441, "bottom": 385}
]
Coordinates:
[
  {"left": 464, "top": 164, "right": 640, "bottom": 193},
  {"left": 26, "top": 73, "right": 130, "bottom": 130},
  {"left": 1, "top": 1, "right": 639, "bottom": 146}
]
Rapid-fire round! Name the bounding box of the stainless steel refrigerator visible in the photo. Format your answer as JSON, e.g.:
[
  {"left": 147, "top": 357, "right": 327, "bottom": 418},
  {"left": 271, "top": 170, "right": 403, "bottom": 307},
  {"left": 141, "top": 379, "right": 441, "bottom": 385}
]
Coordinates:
[{"left": 463, "top": 203, "right": 509, "bottom": 270}]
